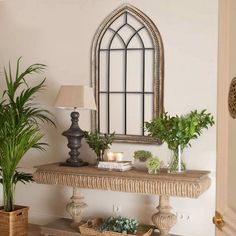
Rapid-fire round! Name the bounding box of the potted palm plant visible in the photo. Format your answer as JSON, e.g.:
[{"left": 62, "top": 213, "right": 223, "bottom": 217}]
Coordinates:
[
  {"left": 145, "top": 110, "right": 214, "bottom": 172},
  {"left": 0, "top": 58, "right": 54, "bottom": 235}
]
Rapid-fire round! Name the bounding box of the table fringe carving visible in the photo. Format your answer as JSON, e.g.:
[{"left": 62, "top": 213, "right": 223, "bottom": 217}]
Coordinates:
[{"left": 33, "top": 170, "right": 210, "bottom": 198}]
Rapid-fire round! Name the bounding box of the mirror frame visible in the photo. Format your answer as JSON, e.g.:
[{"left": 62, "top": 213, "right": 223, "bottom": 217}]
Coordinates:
[{"left": 91, "top": 4, "right": 164, "bottom": 144}]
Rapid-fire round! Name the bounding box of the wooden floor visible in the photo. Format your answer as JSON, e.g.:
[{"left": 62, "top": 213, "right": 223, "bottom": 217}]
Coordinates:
[{"left": 28, "top": 224, "right": 42, "bottom": 236}]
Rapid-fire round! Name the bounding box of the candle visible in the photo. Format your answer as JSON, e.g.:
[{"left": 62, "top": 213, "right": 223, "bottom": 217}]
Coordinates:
[
  {"left": 107, "top": 151, "right": 116, "bottom": 161},
  {"left": 114, "top": 152, "right": 124, "bottom": 162}
]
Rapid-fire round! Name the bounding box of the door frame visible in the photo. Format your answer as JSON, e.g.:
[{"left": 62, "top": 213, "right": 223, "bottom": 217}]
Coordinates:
[{"left": 216, "top": 0, "right": 236, "bottom": 234}]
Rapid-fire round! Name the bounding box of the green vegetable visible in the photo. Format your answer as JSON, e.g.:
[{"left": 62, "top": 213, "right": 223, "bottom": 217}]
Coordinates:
[
  {"left": 133, "top": 150, "right": 152, "bottom": 162},
  {"left": 146, "top": 157, "right": 161, "bottom": 174}
]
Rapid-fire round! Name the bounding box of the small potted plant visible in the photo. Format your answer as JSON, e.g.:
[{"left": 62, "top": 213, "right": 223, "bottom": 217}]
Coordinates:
[
  {"left": 97, "top": 216, "right": 139, "bottom": 234},
  {"left": 133, "top": 150, "right": 152, "bottom": 170},
  {"left": 0, "top": 58, "right": 54, "bottom": 235},
  {"left": 145, "top": 110, "right": 214, "bottom": 172},
  {"left": 79, "top": 216, "right": 152, "bottom": 236},
  {"left": 146, "top": 157, "right": 161, "bottom": 174},
  {"left": 84, "top": 130, "right": 115, "bottom": 163}
]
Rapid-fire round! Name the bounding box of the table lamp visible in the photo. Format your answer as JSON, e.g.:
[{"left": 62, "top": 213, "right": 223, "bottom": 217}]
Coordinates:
[{"left": 54, "top": 85, "right": 97, "bottom": 167}]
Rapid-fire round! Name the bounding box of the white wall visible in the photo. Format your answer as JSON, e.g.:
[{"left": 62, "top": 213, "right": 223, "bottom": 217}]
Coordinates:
[{"left": 0, "top": 1, "right": 218, "bottom": 236}]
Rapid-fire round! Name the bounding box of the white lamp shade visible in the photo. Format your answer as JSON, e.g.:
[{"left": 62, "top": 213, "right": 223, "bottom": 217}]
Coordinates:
[{"left": 54, "top": 85, "right": 97, "bottom": 110}]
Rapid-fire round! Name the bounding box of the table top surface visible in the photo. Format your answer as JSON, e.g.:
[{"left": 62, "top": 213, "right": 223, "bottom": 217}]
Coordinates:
[
  {"left": 33, "top": 162, "right": 211, "bottom": 198},
  {"left": 35, "top": 162, "right": 210, "bottom": 182}
]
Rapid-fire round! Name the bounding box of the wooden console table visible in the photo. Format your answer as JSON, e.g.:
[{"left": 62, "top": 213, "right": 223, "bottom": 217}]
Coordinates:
[{"left": 33, "top": 163, "right": 211, "bottom": 236}]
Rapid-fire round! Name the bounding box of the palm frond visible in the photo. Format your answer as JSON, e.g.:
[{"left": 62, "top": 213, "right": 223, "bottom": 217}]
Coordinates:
[
  {"left": 13, "top": 170, "right": 34, "bottom": 185},
  {"left": 0, "top": 58, "right": 55, "bottom": 211},
  {"left": 0, "top": 169, "right": 34, "bottom": 185}
]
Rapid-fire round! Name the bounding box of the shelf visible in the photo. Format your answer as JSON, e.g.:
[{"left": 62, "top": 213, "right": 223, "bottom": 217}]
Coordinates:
[
  {"left": 40, "top": 218, "right": 182, "bottom": 236},
  {"left": 34, "top": 163, "right": 211, "bottom": 198}
]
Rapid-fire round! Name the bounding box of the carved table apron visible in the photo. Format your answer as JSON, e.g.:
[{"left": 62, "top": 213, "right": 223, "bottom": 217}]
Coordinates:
[{"left": 33, "top": 163, "right": 211, "bottom": 236}]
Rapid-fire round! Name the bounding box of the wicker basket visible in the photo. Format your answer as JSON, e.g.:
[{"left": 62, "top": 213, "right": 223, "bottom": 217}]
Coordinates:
[
  {"left": 0, "top": 205, "right": 29, "bottom": 236},
  {"left": 79, "top": 218, "right": 153, "bottom": 236}
]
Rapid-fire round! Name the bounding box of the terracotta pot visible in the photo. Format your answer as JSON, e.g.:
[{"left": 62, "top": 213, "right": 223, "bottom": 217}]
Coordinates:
[{"left": 0, "top": 205, "right": 29, "bottom": 236}]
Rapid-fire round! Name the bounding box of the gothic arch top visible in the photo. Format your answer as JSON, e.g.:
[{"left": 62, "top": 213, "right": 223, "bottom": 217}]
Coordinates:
[{"left": 91, "top": 4, "right": 164, "bottom": 144}]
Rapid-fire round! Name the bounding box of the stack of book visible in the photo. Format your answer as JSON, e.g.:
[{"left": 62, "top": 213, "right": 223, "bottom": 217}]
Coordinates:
[{"left": 97, "top": 161, "right": 132, "bottom": 171}]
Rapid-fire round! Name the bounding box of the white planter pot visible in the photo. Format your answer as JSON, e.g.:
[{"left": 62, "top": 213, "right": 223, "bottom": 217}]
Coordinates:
[{"left": 133, "top": 159, "right": 147, "bottom": 170}]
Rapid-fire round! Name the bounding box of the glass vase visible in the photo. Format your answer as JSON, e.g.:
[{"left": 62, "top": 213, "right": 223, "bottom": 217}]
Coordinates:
[{"left": 169, "top": 146, "right": 186, "bottom": 173}]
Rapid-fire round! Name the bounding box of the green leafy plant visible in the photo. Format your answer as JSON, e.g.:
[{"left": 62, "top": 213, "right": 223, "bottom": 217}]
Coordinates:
[
  {"left": 84, "top": 130, "right": 115, "bottom": 161},
  {"left": 145, "top": 110, "right": 214, "bottom": 171},
  {"left": 0, "top": 58, "right": 55, "bottom": 212},
  {"left": 0, "top": 168, "right": 34, "bottom": 204},
  {"left": 146, "top": 157, "right": 161, "bottom": 174},
  {"left": 97, "top": 216, "right": 139, "bottom": 234},
  {"left": 133, "top": 150, "right": 152, "bottom": 162}
]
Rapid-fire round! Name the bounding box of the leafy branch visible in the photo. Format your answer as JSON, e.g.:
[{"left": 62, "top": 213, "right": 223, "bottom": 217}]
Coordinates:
[
  {"left": 145, "top": 109, "right": 214, "bottom": 151},
  {"left": 84, "top": 130, "right": 115, "bottom": 159}
]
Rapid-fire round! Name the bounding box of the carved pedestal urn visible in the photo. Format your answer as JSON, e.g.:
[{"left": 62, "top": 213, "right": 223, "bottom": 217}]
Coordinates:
[
  {"left": 66, "top": 187, "right": 87, "bottom": 228},
  {"left": 152, "top": 195, "right": 177, "bottom": 236}
]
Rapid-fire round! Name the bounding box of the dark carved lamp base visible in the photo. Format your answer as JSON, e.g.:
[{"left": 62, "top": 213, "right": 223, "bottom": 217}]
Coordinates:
[
  {"left": 61, "top": 111, "right": 89, "bottom": 167},
  {"left": 60, "top": 160, "right": 89, "bottom": 167}
]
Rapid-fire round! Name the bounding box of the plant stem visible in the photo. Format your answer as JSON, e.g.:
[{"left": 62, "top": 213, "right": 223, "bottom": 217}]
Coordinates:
[
  {"left": 169, "top": 148, "right": 186, "bottom": 173},
  {"left": 2, "top": 176, "right": 14, "bottom": 212}
]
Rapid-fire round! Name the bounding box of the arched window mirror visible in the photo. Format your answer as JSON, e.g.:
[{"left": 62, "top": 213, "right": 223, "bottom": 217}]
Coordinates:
[{"left": 91, "top": 4, "right": 164, "bottom": 144}]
